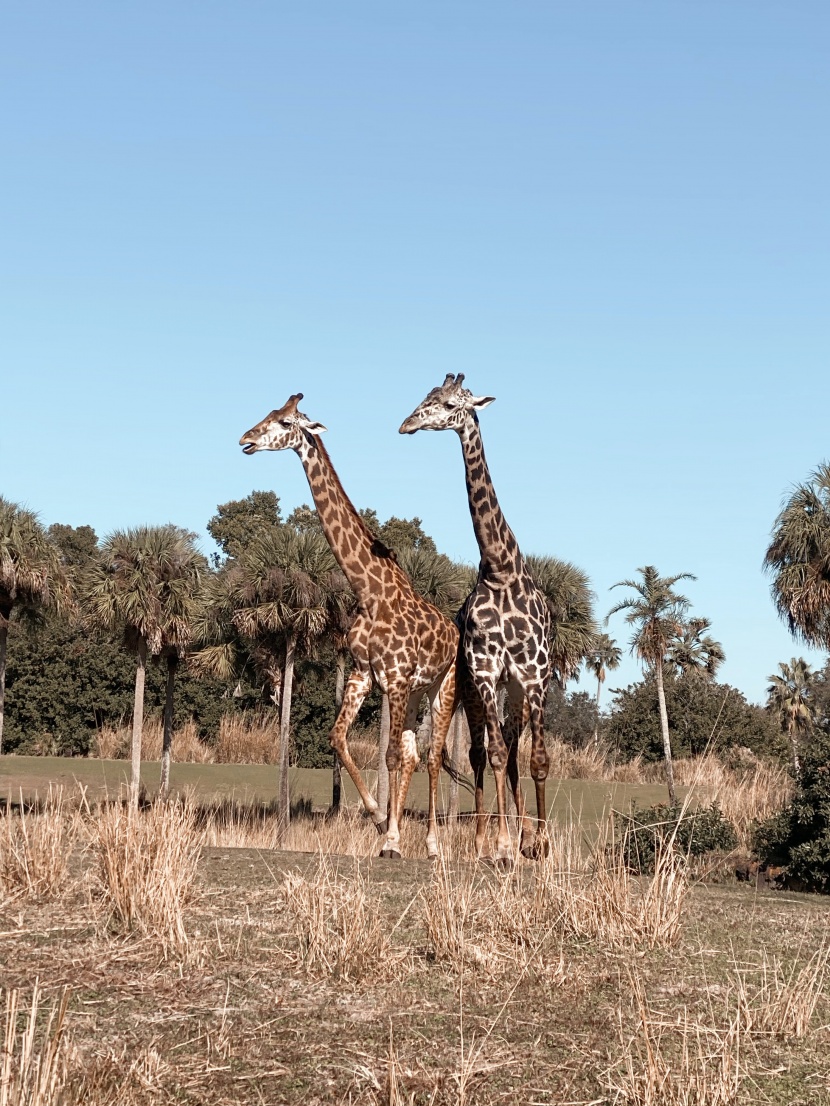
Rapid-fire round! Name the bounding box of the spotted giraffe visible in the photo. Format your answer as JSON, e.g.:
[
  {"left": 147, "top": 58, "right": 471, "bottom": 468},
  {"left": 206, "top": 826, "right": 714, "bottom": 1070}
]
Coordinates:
[
  {"left": 400, "top": 374, "right": 552, "bottom": 862},
  {"left": 240, "top": 394, "right": 458, "bottom": 859}
]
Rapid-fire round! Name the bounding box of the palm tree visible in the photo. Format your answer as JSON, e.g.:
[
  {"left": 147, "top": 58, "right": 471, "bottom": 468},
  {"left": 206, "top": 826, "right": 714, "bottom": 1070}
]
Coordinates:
[
  {"left": 585, "top": 632, "right": 622, "bottom": 745},
  {"left": 765, "top": 463, "right": 830, "bottom": 650},
  {"left": 525, "top": 555, "right": 598, "bottom": 686},
  {"left": 666, "top": 617, "right": 725, "bottom": 681},
  {"left": 607, "top": 566, "right": 695, "bottom": 803},
  {"left": 766, "top": 657, "right": 816, "bottom": 774},
  {"left": 84, "top": 526, "right": 206, "bottom": 806},
  {"left": 229, "top": 528, "right": 342, "bottom": 835},
  {"left": 0, "top": 498, "right": 71, "bottom": 752}
]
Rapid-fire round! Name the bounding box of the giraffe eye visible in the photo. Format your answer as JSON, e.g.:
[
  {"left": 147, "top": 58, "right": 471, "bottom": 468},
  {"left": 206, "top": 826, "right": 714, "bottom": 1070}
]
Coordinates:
[{"left": 280, "top": 420, "right": 292, "bottom": 428}]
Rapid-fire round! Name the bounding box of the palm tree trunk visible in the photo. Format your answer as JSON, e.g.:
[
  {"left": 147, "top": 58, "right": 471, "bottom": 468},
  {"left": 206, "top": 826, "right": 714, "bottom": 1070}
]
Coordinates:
[
  {"left": 159, "top": 652, "right": 178, "bottom": 802},
  {"left": 278, "top": 634, "right": 296, "bottom": 840},
  {"left": 130, "top": 638, "right": 148, "bottom": 808},
  {"left": 654, "top": 662, "right": 676, "bottom": 804},
  {"left": 376, "top": 694, "right": 390, "bottom": 821},
  {"left": 788, "top": 721, "right": 801, "bottom": 776},
  {"left": 330, "top": 650, "right": 346, "bottom": 814},
  {"left": 593, "top": 673, "right": 602, "bottom": 747},
  {"left": 0, "top": 619, "right": 8, "bottom": 756}
]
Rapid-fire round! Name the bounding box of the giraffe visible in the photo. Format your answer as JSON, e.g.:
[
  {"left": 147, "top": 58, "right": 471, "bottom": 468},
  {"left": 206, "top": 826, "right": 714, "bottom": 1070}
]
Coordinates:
[
  {"left": 240, "top": 393, "right": 458, "bottom": 859},
  {"left": 400, "top": 374, "right": 552, "bottom": 863}
]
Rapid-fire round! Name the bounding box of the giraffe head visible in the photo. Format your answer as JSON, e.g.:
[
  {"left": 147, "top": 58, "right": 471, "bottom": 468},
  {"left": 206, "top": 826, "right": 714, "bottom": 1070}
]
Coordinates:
[
  {"left": 399, "top": 374, "right": 494, "bottom": 436},
  {"left": 239, "top": 393, "right": 327, "bottom": 455}
]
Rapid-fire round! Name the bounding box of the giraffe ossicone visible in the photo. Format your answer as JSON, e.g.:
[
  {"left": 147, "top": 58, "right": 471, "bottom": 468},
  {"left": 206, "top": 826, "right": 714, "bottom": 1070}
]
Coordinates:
[
  {"left": 240, "top": 394, "right": 459, "bottom": 860},
  {"left": 400, "top": 377, "right": 553, "bottom": 864}
]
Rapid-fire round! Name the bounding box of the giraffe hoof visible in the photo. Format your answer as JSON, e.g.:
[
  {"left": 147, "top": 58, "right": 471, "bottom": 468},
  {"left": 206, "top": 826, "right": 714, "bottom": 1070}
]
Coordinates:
[
  {"left": 521, "top": 837, "right": 549, "bottom": 861},
  {"left": 374, "top": 818, "right": 388, "bottom": 836},
  {"left": 379, "top": 847, "right": 402, "bottom": 860}
]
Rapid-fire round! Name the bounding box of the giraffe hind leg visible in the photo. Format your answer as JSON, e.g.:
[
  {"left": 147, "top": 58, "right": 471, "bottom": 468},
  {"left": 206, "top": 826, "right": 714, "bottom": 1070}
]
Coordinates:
[{"left": 379, "top": 686, "right": 419, "bottom": 859}]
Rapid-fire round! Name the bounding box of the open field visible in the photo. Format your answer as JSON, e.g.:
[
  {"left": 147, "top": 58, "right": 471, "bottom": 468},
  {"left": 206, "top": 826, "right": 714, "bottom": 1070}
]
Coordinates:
[
  {"left": 1, "top": 805, "right": 830, "bottom": 1106},
  {"left": 2, "top": 788, "right": 830, "bottom": 1105},
  {"left": 0, "top": 755, "right": 674, "bottom": 826}
]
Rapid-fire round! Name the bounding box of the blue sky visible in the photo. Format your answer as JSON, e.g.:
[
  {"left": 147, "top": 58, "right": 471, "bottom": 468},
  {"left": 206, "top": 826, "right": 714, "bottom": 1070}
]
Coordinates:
[{"left": 2, "top": 2, "right": 828, "bottom": 703}]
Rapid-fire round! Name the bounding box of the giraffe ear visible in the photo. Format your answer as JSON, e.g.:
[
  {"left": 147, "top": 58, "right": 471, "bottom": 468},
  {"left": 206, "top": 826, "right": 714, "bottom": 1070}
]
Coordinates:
[
  {"left": 304, "top": 420, "right": 327, "bottom": 435},
  {"left": 471, "top": 395, "right": 495, "bottom": 410}
]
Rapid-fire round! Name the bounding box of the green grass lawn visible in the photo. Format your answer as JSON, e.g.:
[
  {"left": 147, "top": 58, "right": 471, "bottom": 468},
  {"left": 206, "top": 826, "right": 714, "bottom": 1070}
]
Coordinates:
[{"left": 0, "top": 754, "right": 672, "bottom": 824}]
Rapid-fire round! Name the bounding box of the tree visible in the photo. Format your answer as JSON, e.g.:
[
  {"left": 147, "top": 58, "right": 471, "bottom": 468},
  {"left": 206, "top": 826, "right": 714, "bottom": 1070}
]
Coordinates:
[
  {"left": 607, "top": 566, "right": 696, "bottom": 803},
  {"left": 585, "top": 632, "right": 622, "bottom": 744},
  {"left": 525, "top": 555, "right": 598, "bottom": 686},
  {"left": 666, "top": 617, "right": 725, "bottom": 681},
  {"left": 229, "top": 528, "right": 343, "bottom": 836},
  {"left": 207, "top": 491, "right": 283, "bottom": 564},
  {"left": 765, "top": 463, "right": 830, "bottom": 650},
  {"left": 607, "top": 675, "right": 783, "bottom": 762},
  {"left": 0, "top": 498, "right": 71, "bottom": 753},
  {"left": 48, "top": 524, "right": 99, "bottom": 572},
  {"left": 84, "top": 526, "right": 207, "bottom": 805},
  {"left": 766, "top": 658, "right": 817, "bottom": 774}
]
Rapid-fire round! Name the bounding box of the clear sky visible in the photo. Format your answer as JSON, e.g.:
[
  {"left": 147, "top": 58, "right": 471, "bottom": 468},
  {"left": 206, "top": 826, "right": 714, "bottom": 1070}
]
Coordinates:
[{"left": 2, "top": 2, "right": 828, "bottom": 703}]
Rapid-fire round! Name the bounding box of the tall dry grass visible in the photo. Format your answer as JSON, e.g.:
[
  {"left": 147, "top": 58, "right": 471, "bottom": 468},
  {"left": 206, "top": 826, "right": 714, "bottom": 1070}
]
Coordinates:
[
  {"left": 734, "top": 944, "right": 830, "bottom": 1039},
  {"left": 93, "top": 718, "right": 213, "bottom": 763},
  {"left": 92, "top": 799, "right": 201, "bottom": 958},
  {"left": 0, "top": 789, "right": 77, "bottom": 901},
  {"left": 213, "top": 712, "right": 279, "bottom": 765},
  {"left": 1, "top": 984, "right": 70, "bottom": 1106},
  {"left": 605, "top": 968, "right": 744, "bottom": 1106},
  {"left": 277, "top": 856, "right": 407, "bottom": 981}
]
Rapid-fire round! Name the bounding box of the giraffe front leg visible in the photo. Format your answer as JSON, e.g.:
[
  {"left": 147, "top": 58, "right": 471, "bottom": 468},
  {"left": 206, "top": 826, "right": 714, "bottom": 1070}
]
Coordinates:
[
  {"left": 478, "top": 684, "right": 513, "bottom": 867},
  {"left": 505, "top": 682, "right": 535, "bottom": 857},
  {"left": 425, "top": 663, "right": 457, "bottom": 858},
  {"left": 328, "top": 668, "right": 382, "bottom": 824},
  {"left": 521, "top": 687, "right": 550, "bottom": 860},
  {"left": 379, "top": 688, "right": 418, "bottom": 859},
  {"left": 460, "top": 681, "right": 489, "bottom": 858}
]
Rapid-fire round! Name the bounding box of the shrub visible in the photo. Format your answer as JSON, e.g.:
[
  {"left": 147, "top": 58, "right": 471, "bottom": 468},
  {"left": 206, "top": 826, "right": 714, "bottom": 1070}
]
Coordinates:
[
  {"left": 754, "top": 732, "right": 830, "bottom": 892},
  {"left": 615, "top": 801, "right": 737, "bottom": 874}
]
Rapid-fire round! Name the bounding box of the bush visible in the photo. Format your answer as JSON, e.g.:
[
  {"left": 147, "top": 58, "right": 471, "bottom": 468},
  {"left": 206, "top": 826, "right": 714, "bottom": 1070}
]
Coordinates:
[
  {"left": 754, "top": 732, "right": 830, "bottom": 892},
  {"left": 615, "top": 801, "right": 738, "bottom": 874}
]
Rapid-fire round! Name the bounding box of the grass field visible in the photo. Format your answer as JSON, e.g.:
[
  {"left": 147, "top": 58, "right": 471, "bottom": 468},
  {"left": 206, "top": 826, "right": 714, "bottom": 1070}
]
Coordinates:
[
  {"left": 2, "top": 759, "right": 828, "bottom": 1104},
  {"left": 0, "top": 755, "right": 673, "bottom": 826}
]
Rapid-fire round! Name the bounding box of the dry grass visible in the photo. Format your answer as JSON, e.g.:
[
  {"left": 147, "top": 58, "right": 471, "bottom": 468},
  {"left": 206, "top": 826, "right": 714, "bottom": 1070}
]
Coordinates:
[
  {"left": 0, "top": 789, "right": 77, "bottom": 901},
  {"left": 93, "top": 718, "right": 213, "bottom": 763},
  {"left": 1, "top": 984, "right": 70, "bottom": 1106},
  {"left": 734, "top": 943, "right": 830, "bottom": 1039},
  {"left": 91, "top": 799, "right": 201, "bottom": 958},
  {"left": 277, "top": 856, "right": 408, "bottom": 981},
  {"left": 606, "top": 968, "right": 744, "bottom": 1106},
  {"left": 213, "top": 711, "right": 279, "bottom": 765}
]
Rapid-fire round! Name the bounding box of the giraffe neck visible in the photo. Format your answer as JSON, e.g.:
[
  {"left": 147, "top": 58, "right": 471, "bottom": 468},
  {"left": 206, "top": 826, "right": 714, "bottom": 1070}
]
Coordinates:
[
  {"left": 295, "top": 433, "right": 396, "bottom": 607},
  {"left": 458, "top": 416, "right": 523, "bottom": 579}
]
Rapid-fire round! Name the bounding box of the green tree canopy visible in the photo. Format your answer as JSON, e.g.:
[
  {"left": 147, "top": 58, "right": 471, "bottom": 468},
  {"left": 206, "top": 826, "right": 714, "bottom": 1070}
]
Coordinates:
[
  {"left": 765, "top": 462, "right": 830, "bottom": 650},
  {"left": 208, "top": 490, "right": 283, "bottom": 562}
]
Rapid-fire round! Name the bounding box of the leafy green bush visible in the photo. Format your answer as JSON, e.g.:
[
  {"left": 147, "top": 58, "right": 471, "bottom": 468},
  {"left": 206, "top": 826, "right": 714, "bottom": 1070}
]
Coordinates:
[
  {"left": 754, "top": 733, "right": 830, "bottom": 893},
  {"left": 614, "top": 801, "right": 738, "bottom": 874}
]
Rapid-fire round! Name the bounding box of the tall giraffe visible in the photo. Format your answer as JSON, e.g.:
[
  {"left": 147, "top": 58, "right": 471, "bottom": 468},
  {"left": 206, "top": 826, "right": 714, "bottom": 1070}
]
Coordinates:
[
  {"left": 400, "top": 374, "right": 552, "bottom": 862},
  {"left": 240, "top": 394, "right": 458, "bottom": 859}
]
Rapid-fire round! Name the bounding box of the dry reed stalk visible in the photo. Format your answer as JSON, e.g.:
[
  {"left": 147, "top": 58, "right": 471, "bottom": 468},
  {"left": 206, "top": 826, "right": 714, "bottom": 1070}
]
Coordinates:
[
  {"left": 213, "top": 711, "right": 279, "bottom": 764},
  {"left": 347, "top": 736, "right": 381, "bottom": 772},
  {"left": 734, "top": 944, "right": 830, "bottom": 1038},
  {"left": 0, "top": 789, "right": 76, "bottom": 901},
  {"left": 605, "top": 969, "right": 743, "bottom": 1106},
  {"left": 277, "top": 856, "right": 404, "bottom": 981},
  {"left": 1, "top": 984, "right": 70, "bottom": 1106},
  {"left": 92, "top": 799, "right": 200, "bottom": 957}
]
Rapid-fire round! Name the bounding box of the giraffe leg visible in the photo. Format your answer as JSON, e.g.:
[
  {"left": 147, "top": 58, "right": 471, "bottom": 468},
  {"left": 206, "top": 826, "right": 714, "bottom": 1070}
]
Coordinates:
[
  {"left": 459, "top": 675, "right": 488, "bottom": 858},
  {"left": 477, "top": 683, "right": 513, "bottom": 865},
  {"left": 522, "top": 685, "right": 550, "bottom": 860},
  {"left": 328, "top": 668, "right": 381, "bottom": 822},
  {"left": 424, "top": 662, "right": 457, "bottom": 858},
  {"left": 379, "top": 687, "right": 418, "bottom": 859},
  {"left": 504, "top": 681, "right": 535, "bottom": 855}
]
